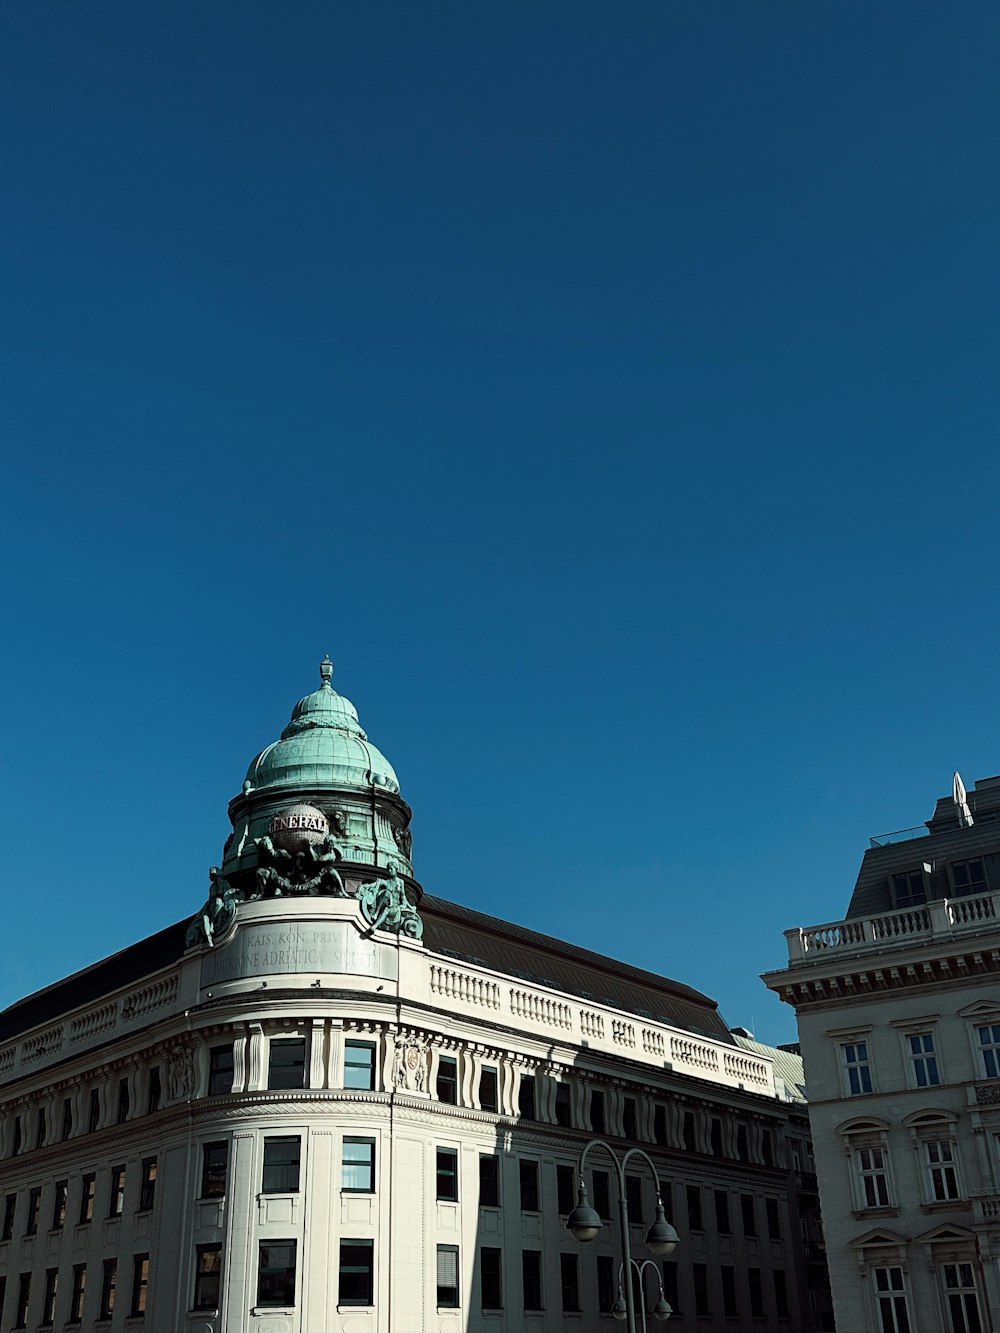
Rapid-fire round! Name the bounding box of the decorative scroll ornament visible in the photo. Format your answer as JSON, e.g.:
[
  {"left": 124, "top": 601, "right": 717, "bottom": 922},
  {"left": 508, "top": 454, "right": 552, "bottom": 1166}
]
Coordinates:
[
  {"left": 392, "top": 1034, "right": 428, "bottom": 1093},
  {"left": 185, "top": 867, "right": 239, "bottom": 949},
  {"left": 357, "top": 864, "right": 423, "bottom": 939}
]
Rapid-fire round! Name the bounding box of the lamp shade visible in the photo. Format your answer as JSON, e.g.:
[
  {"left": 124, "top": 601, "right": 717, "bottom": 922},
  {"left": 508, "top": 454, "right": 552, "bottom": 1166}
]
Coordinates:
[
  {"left": 645, "top": 1201, "right": 679, "bottom": 1256},
  {"left": 566, "top": 1183, "right": 602, "bottom": 1242},
  {"left": 653, "top": 1295, "right": 673, "bottom": 1321},
  {"left": 611, "top": 1293, "right": 627, "bottom": 1322}
]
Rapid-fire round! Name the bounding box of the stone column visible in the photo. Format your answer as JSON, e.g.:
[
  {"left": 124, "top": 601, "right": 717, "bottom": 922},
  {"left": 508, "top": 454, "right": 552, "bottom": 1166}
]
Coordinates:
[{"left": 246, "top": 1023, "right": 265, "bottom": 1092}]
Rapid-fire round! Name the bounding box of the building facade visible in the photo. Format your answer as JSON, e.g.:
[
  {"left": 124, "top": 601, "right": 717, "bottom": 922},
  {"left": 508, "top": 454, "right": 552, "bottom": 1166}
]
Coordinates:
[
  {"left": 2, "top": 660, "right": 822, "bottom": 1331},
  {"left": 765, "top": 772, "right": 1000, "bottom": 1333}
]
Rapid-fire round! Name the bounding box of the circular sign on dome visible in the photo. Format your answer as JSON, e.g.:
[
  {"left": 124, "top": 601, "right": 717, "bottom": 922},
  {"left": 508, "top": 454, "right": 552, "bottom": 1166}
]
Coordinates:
[{"left": 268, "top": 804, "right": 329, "bottom": 853}]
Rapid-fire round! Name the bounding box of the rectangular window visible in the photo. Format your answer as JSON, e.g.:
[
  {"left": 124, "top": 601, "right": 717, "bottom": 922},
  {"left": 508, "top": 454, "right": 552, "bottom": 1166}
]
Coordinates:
[
  {"left": 522, "top": 1249, "right": 543, "bottom": 1311},
  {"left": 437, "top": 1055, "right": 458, "bottom": 1104},
  {"left": 52, "top": 1180, "right": 68, "bottom": 1231},
  {"left": 892, "top": 870, "right": 927, "bottom": 907},
  {"left": 262, "top": 1137, "right": 301, "bottom": 1193},
  {"left": 858, "top": 1146, "right": 891, "bottom": 1208},
  {"left": 560, "top": 1253, "right": 580, "bottom": 1312},
  {"left": 518, "top": 1074, "right": 536, "bottom": 1120},
  {"left": 479, "top": 1065, "right": 499, "bottom": 1112},
  {"left": 736, "top": 1123, "right": 750, "bottom": 1162},
  {"left": 436, "top": 1147, "right": 458, "bottom": 1201},
  {"left": 977, "top": 1024, "right": 1000, "bottom": 1079},
  {"left": 749, "top": 1267, "right": 765, "bottom": 1319},
  {"left": 686, "top": 1183, "right": 703, "bottom": 1231},
  {"left": 590, "top": 1090, "right": 606, "bottom": 1134},
  {"left": 100, "top": 1259, "right": 117, "bottom": 1319},
  {"left": 436, "top": 1245, "right": 459, "bottom": 1308},
  {"left": 597, "top": 1255, "right": 615, "bottom": 1312},
  {"left": 258, "top": 1239, "right": 297, "bottom": 1307},
  {"left": 201, "top": 1141, "right": 228, "bottom": 1198},
  {"left": 344, "top": 1040, "right": 376, "bottom": 1090},
  {"left": 843, "top": 1041, "right": 873, "bottom": 1094},
  {"left": 653, "top": 1104, "right": 667, "bottom": 1145},
  {"left": 88, "top": 1090, "right": 100, "bottom": 1133},
  {"left": 519, "top": 1159, "right": 540, "bottom": 1211},
  {"left": 61, "top": 1098, "right": 73, "bottom": 1141},
  {"left": 693, "top": 1263, "right": 710, "bottom": 1318},
  {"left": 625, "top": 1174, "right": 643, "bottom": 1223},
  {"left": 36, "top": 1108, "right": 46, "bottom": 1149},
  {"left": 117, "top": 1077, "right": 130, "bottom": 1123},
  {"left": 208, "top": 1043, "right": 235, "bottom": 1095},
  {"left": 11, "top": 1114, "right": 21, "bottom": 1155},
  {"left": 69, "top": 1265, "right": 87, "bottom": 1323},
  {"left": 908, "top": 1032, "right": 940, "bottom": 1087},
  {"left": 766, "top": 1196, "right": 782, "bottom": 1239},
  {"left": 481, "top": 1247, "right": 502, "bottom": 1309},
  {"left": 147, "top": 1066, "right": 161, "bottom": 1114},
  {"left": 710, "top": 1117, "right": 723, "bottom": 1156},
  {"left": 139, "top": 1157, "right": 157, "bottom": 1211},
  {"left": 663, "top": 1261, "right": 679, "bottom": 1314},
  {"left": 130, "top": 1254, "right": 149, "bottom": 1317},
  {"left": 722, "top": 1265, "right": 738, "bottom": 1317},
  {"left": 682, "top": 1110, "right": 696, "bottom": 1152},
  {"left": 42, "top": 1268, "right": 58, "bottom": 1324},
  {"left": 874, "top": 1266, "right": 912, "bottom": 1333},
  {"left": 952, "top": 858, "right": 988, "bottom": 896},
  {"left": 193, "top": 1245, "right": 221, "bottom": 1312},
  {"left": 79, "top": 1173, "right": 96, "bottom": 1224},
  {"left": 740, "top": 1192, "right": 757, "bottom": 1236},
  {"left": 775, "top": 1270, "right": 789, "bottom": 1319},
  {"left": 338, "top": 1239, "right": 373, "bottom": 1307},
  {"left": 26, "top": 1187, "right": 40, "bottom": 1236},
  {"left": 623, "top": 1096, "right": 638, "bottom": 1139},
  {"left": 557, "top": 1164, "right": 574, "bottom": 1214},
  {"left": 1, "top": 1193, "right": 15, "bottom": 1239},
  {"left": 342, "top": 1137, "right": 375, "bottom": 1193},
  {"left": 479, "top": 1155, "right": 500, "bottom": 1207},
  {"left": 927, "top": 1139, "right": 960, "bottom": 1201},
  {"left": 942, "top": 1262, "right": 983, "bottom": 1333},
  {"left": 109, "top": 1165, "right": 126, "bottom": 1216},
  {"left": 267, "top": 1038, "right": 306, "bottom": 1090},
  {"left": 714, "top": 1189, "right": 731, "bottom": 1234},
  {"left": 15, "top": 1273, "right": 30, "bottom": 1329},
  {"left": 593, "top": 1170, "right": 611, "bottom": 1220},
  {"left": 555, "top": 1081, "right": 571, "bottom": 1126}
]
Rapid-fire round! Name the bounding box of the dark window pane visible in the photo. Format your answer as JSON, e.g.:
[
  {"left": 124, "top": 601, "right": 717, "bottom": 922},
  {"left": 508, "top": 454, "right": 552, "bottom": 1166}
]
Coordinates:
[
  {"left": 339, "top": 1240, "right": 373, "bottom": 1306},
  {"left": 147, "top": 1067, "right": 161, "bottom": 1114},
  {"left": 625, "top": 1174, "right": 643, "bottom": 1223},
  {"left": 208, "top": 1045, "right": 235, "bottom": 1096},
  {"left": 557, "top": 1164, "right": 574, "bottom": 1214},
  {"left": 597, "top": 1255, "right": 615, "bottom": 1312},
  {"left": 201, "top": 1141, "right": 228, "bottom": 1198},
  {"left": 623, "top": 1097, "right": 638, "bottom": 1139},
  {"left": 741, "top": 1193, "right": 757, "bottom": 1237},
  {"left": 519, "top": 1159, "right": 540, "bottom": 1212},
  {"left": 437, "top": 1245, "right": 460, "bottom": 1308},
  {"left": 722, "top": 1265, "right": 738, "bottom": 1317},
  {"left": 693, "top": 1263, "right": 710, "bottom": 1317},
  {"left": 108, "top": 1167, "right": 126, "bottom": 1218},
  {"left": 480, "top": 1066, "right": 498, "bottom": 1112},
  {"left": 437, "top": 1148, "right": 458, "bottom": 1201},
  {"left": 518, "top": 1075, "right": 536, "bottom": 1120},
  {"left": 258, "top": 1240, "right": 297, "bottom": 1307},
  {"left": 749, "top": 1267, "right": 764, "bottom": 1318},
  {"left": 342, "top": 1138, "right": 375, "bottom": 1193},
  {"left": 522, "top": 1250, "right": 543, "bottom": 1311},
  {"left": 267, "top": 1039, "right": 306, "bottom": 1091},
  {"left": 714, "top": 1189, "right": 730, "bottom": 1233},
  {"left": 686, "top": 1184, "right": 703, "bottom": 1231},
  {"left": 262, "top": 1137, "right": 301, "bottom": 1193},
  {"left": 437, "top": 1056, "right": 458, "bottom": 1104},
  {"left": 590, "top": 1090, "right": 606, "bottom": 1134},
  {"left": 593, "top": 1171, "right": 611, "bottom": 1220},
  {"left": 480, "top": 1247, "right": 502, "bottom": 1309},
  {"left": 139, "top": 1158, "right": 157, "bottom": 1211},
  {"left": 193, "top": 1245, "right": 222, "bottom": 1311},
  {"left": 555, "top": 1082, "right": 571, "bottom": 1127},
  {"left": 479, "top": 1155, "right": 500, "bottom": 1208},
  {"left": 653, "top": 1104, "right": 667, "bottom": 1146},
  {"left": 26, "top": 1188, "right": 40, "bottom": 1235},
  {"left": 766, "top": 1197, "right": 782, "bottom": 1239},
  {"left": 560, "top": 1253, "right": 580, "bottom": 1312}
]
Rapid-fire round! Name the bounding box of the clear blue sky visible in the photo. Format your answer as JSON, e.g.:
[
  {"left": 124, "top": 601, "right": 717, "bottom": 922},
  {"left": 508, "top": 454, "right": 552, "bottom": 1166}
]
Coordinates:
[{"left": 2, "top": 3, "right": 999, "bottom": 1044}]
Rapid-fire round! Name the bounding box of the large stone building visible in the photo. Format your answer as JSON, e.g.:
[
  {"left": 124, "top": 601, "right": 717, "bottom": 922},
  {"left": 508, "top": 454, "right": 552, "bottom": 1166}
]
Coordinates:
[
  {"left": 2, "top": 660, "right": 822, "bottom": 1331},
  {"left": 765, "top": 771, "right": 1000, "bottom": 1333}
]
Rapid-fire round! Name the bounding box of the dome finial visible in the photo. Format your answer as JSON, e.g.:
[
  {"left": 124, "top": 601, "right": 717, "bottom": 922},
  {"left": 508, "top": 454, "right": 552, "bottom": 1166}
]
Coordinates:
[{"left": 319, "top": 654, "right": 334, "bottom": 686}]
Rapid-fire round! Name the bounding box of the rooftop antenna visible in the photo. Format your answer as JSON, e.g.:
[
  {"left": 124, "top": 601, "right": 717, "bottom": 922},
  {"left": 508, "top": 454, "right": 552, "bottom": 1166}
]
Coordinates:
[{"left": 953, "top": 771, "right": 974, "bottom": 828}]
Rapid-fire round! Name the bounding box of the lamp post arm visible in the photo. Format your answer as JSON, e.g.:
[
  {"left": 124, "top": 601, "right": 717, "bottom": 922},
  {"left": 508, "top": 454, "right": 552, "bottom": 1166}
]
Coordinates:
[
  {"left": 576, "top": 1140, "right": 635, "bottom": 1333},
  {"left": 620, "top": 1145, "right": 665, "bottom": 1205}
]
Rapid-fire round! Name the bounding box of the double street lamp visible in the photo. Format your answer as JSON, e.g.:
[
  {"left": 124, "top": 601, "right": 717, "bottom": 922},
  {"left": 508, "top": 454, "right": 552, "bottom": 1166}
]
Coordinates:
[
  {"left": 612, "top": 1260, "right": 673, "bottom": 1328},
  {"left": 566, "top": 1139, "right": 679, "bottom": 1333}
]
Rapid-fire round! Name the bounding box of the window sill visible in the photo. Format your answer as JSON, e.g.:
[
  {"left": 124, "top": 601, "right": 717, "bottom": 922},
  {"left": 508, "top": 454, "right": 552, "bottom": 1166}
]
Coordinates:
[
  {"left": 187, "top": 1311, "right": 219, "bottom": 1319},
  {"left": 920, "top": 1199, "right": 970, "bottom": 1214},
  {"left": 851, "top": 1206, "right": 900, "bottom": 1220},
  {"left": 337, "top": 1307, "right": 374, "bottom": 1314},
  {"left": 251, "top": 1308, "right": 295, "bottom": 1316}
]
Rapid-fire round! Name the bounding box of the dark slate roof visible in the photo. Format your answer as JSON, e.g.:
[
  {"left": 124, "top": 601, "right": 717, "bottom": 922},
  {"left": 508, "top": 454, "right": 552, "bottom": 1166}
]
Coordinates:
[
  {"left": 846, "top": 774, "right": 1000, "bottom": 919},
  {"left": 0, "top": 896, "right": 730, "bottom": 1046}
]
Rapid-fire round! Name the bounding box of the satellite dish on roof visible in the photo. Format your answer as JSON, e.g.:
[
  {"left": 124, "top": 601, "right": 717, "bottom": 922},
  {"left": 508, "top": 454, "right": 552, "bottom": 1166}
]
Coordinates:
[{"left": 953, "top": 771, "right": 974, "bottom": 827}]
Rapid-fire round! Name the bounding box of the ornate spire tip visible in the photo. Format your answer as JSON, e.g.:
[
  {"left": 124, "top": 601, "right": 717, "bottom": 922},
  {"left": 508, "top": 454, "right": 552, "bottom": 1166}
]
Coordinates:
[{"left": 319, "top": 654, "right": 334, "bottom": 685}]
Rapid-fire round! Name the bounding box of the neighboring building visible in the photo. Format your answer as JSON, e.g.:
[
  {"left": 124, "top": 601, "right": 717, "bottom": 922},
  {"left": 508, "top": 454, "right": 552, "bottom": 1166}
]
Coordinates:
[
  {"left": 764, "top": 771, "right": 1000, "bottom": 1333},
  {"left": 2, "top": 659, "right": 822, "bottom": 1331}
]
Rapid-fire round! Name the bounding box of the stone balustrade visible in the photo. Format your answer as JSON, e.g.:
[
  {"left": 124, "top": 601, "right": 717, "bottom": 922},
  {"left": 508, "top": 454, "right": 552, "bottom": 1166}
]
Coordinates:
[{"left": 786, "top": 891, "right": 1000, "bottom": 962}]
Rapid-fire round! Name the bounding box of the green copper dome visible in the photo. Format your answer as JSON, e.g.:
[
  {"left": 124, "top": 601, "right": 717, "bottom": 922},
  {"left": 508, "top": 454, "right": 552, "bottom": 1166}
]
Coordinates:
[{"left": 244, "top": 656, "right": 400, "bottom": 794}]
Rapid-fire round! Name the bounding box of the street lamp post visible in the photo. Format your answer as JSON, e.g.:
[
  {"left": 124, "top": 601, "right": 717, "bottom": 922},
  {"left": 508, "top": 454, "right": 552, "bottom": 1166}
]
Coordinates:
[
  {"left": 566, "top": 1139, "right": 679, "bottom": 1333},
  {"left": 612, "top": 1259, "right": 672, "bottom": 1329}
]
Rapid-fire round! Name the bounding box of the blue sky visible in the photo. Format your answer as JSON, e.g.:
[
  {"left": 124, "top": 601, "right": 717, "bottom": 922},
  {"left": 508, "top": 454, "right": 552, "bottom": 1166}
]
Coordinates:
[{"left": 2, "top": 3, "right": 1000, "bottom": 1043}]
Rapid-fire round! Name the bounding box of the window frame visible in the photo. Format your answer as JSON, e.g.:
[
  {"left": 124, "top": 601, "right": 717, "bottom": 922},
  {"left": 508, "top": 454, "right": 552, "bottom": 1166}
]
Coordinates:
[
  {"left": 341, "top": 1136, "right": 376, "bottom": 1194},
  {"left": 193, "top": 1244, "right": 222, "bottom": 1313},
  {"left": 436, "top": 1244, "right": 460, "bottom": 1309},
  {"left": 267, "top": 1036, "right": 307, "bottom": 1091},
  {"left": 261, "top": 1136, "right": 302, "bottom": 1194},
  {"left": 839, "top": 1117, "right": 898, "bottom": 1217},
  {"left": 871, "top": 1264, "right": 913, "bottom": 1333},
  {"left": 201, "top": 1140, "right": 228, "bottom": 1199},
  {"left": 130, "top": 1253, "right": 149, "bottom": 1318},
  {"left": 108, "top": 1165, "right": 126, "bottom": 1218},
  {"left": 436, "top": 1146, "right": 459, "bottom": 1202},
  {"left": 207, "top": 1043, "right": 235, "bottom": 1096},
  {"left": 138, "top": 1156, "right": 157, "bottom": 1212},
  {"left": 338, "top": 1238, "right": 374, "bottom": 1308},
  {"left": 519, "top": 1158, "right": 540, "bottom": 1213},
  {"left": 479, "top": 1154, "right": 500, "bottom": 1208},
  {"left": 343, "top": 1039, "right": 376, "bottom": 1091},
  {"left": 257, "top": 1238, "right": 297, "bottom": 1309},
  {"left": 522, "top": 1248, "right": 543, "bottom": 1312},
  {"left": 480, "top": 1246, "right": 503, "bottom": 1310}
]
